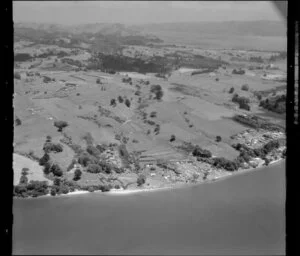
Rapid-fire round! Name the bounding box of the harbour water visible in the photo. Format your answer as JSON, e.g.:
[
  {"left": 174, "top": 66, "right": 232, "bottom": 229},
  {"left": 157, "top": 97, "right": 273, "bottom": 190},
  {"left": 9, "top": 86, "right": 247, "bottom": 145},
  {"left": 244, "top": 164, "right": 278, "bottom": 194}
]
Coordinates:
[{"left": 13, "top": 161, "right": 285, "bottom": 255}]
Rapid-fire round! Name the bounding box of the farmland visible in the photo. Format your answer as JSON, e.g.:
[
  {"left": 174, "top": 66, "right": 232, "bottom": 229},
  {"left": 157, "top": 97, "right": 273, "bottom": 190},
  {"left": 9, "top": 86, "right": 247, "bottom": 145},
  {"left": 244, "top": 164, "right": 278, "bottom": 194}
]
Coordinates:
[{"left": 13, "top": 22, "right": 286, "bottom": 197}]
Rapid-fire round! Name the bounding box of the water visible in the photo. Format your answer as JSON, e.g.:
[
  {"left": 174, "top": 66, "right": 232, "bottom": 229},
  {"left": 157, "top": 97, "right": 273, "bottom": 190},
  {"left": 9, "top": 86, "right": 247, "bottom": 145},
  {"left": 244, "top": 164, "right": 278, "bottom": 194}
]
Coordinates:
[{"left": 13, "top": 162, "right": 285, "bottom": 255}]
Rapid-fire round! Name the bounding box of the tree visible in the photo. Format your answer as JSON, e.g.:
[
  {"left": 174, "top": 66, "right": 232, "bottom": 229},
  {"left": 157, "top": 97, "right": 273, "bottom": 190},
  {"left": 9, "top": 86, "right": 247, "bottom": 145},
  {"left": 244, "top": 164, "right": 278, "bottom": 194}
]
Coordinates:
[
  {"left": 86, "top": 145, "right": 101, "bottom": 157},
  {"left": 110, "top": 98, "right": 116, "bottom": 106},
  {"left": 21, "top": 168, "right": 29, "bottom": 176},
  {"left": 118, "top": 96, "right": 124, "bottom": 103},
  {"left": 86, "top": 164, "right": 102, "bottom": 174},
  {"left": 14, "top": 72, "right": 21, "bottom": 80},
  {"left": 150, "top": 85, "right": 164, "bottom": 100},
  {"left": 52, "top": 164, "right": 63, "bottom": 177},
  {"left": 229, "top": 87, "right": 234, "bottom": 93},
  {"left": 150, "top": 111, "right": 157, "bottom": 118},
  {"left": 54, "top": 120, "right": 69, "bottom": 132},
  {"left": 170, "top": 134, "right": 176, "bottom": 142},
  {"left": 46, "top": 135, "right": 52, "bottom": 143},
  {"left": 19, "top": 175, "right": 28, "bottom": 185},
  {"left": 137, "top": 174, "right": 146, "bottom": 186},
  {"left": 73, "top": 169, "right": 82, "bottom": 181},
  {"left": 39, "top": 153, "right": 50, "bottom": 166},
  {"left": 192, "top": 146, "right": 212, "bottom": 158},
  {"left": 125, "top": 99, "right": 131, "bottom": 108},
  {"left": 241, "top": 84, "right": 249, "bottom": 91},
  {"left": 15, "top": 117, "right": 22, "bottom": 126},
  {"left": 216, "top": 136, "right": 222, "bottom": 142}
]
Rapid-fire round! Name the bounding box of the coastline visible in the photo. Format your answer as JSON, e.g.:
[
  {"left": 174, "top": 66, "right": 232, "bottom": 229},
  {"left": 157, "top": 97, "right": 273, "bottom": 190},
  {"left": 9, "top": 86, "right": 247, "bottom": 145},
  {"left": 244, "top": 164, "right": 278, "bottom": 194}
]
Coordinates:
[{"left": 29, "top": 157, "right": 284, "bottom": 199}]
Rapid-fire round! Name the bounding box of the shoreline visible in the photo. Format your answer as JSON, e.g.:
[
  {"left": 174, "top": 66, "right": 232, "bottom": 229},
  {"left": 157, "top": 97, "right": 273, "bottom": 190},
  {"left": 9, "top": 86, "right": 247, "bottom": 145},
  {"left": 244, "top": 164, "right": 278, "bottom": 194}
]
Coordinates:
[{"left": 24, "top": 158, "right": 284, "bottom": 199}]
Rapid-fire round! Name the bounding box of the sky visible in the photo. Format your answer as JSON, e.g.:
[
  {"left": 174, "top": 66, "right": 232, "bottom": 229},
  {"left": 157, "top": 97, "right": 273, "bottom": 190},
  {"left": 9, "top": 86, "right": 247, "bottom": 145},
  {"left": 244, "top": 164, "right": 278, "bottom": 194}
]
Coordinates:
[{"left": 13, "top": 1, "right": 286, "bottom": 25}]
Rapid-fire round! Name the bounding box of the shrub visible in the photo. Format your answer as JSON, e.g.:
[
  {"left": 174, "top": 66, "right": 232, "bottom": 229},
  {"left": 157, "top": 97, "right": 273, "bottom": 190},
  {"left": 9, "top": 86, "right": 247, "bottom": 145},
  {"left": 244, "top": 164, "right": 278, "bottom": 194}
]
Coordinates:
[
  {"left": 229, "top": 87, "right": 235, "bottom": 93},
  {"left": 54, "top": 120, "right": 69, "bottom": 132},
  {"left": 150, "top": 85, "right": 163, "bottom": 100},
  {"left": 216, "top": 136, "right": 222, "bottom": 142},
  {"left": 43, "top": 142, "right": 63, "bottom": 153},
  {"left": 39, "top": 153, "right": 50, "bottom": 166},
  {"left": 96, "top": 78, "right": 101, "bottom": 84},
  {"left": 239, "top": 101, "right": 251, "bottom": 111},
  {"left": 118, "top": 96, "right": 124, "bottom": 103},
  {"left": 76, "top": 93, "right": 80, "bottom": 96},
  {"left": 46, "top": 135, "right": 52, "bottom": 143},
  {"left": 192, "top": 146, "right": 212, "bottom": 158},
  {"left": 98, "top": 161, "right": 113, "bottom": 174},
  {"left": 15, "top": 117, "right": 22, "bottom": 126},
  {"left": 51, "top": 163, "right": 63, "bottom": 177},
  {"left": 125, "top": 99, "right": 131, "bottom": 108},
  {"left": 86, "top": 163, "right": 102, "bottom": 173},
  {"left": 14, "top": 185, "right": 28, "bottom": 197},
  {"left": 110, "top": 99, "right": 116, "bottom": 106},
  {"left": 241, "top": 84, "right": 249, "bottom": 91},
  {"left": 86, "top": 145, "right": 101, "bottom": 157},
  {"left": 88, "top": 187, "right": 95, "bottom": 192},
  {"left": 21, "top": 168, "right": 29, "bottom": 176},
  {"left": 137, "top": 174, "right": 146, "bottom": 186},
  {"left": 215, "top": 78, "right": 219, "bottom": 82},
  {"left": 78, "top": 152, "right": 97, "bottom": 167},
  {"left": 14, "top": 72, "right": 21, "bottom": 79},
  {"left": 232, "top": 69, "right": 245, "bottom": 75},
  {"left": 19, "top": 175, "right": 28, "bottom": 185},
  {"left": 82, "top": 132, "right": 94, "bottom": 146},
  {"left": 150, "top": 111, "right": 157, "bottom": 118},
  {"left": 26, "top": 180, "right": 49, "bottom": 196},
  {"left": 212, "top": 157, "right": 238, "bottom": 171},
  {"left": 50, "top": 188, "right": 57, "bottom": 196},
  {"left": 170, "top": 135, "right": 176, "bottom": 142},
  {"left": 96, "top": 144, "right": 106, "bottom": 153}
]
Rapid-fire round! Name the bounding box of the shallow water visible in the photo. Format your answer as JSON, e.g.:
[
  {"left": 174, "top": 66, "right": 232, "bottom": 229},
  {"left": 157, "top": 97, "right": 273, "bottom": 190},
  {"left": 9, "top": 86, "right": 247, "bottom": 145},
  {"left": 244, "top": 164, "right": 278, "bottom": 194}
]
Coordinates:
[{"left": 13, "top": 161, "right": 285, "bottom": 255}]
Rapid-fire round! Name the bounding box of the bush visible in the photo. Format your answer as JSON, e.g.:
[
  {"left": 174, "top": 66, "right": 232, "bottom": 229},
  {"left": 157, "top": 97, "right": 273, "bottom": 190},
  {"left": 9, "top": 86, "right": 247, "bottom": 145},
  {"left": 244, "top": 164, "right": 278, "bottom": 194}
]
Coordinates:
[
  {"left": 86, "top": 145, "right": 101, "bottom": 157},
  {"left": 125, "top": 99, "right": 131, "bottom": 108},
  {"left": 239, "top": 101, "right": 251, "bottom": 111},
  {"left": 216, "top": 136, "right": 222, "bottom": 142},
  {"left": 96, "top": 144, "right": 106, "bottom": 153},
  {"left": 150, "top": 111, "right": 157, "bottom": 118},
  {"left": 215, "top": 78, "right": 219, "bottom": 82},
  {"left": 19, "top": 175, "right": 28, "bottom": 185},
  {"left": 14, "top": 185, "right": 28, "bottom": 197},
  {"left": 96, "top": 78, "right": 101, "bottom": 84},
  {"left": 118, "top": 96, "right": 124, "bottom": 103},
  {"left": 232, "top": 69, "right": 245, "bottom": 75},
  {"left": 46, "top": 135, "right": 52, "bottom": 143},
  {"left": 229, "top": 87, "right": 235, "bottom": 93},
  {"left": 137, "top": 174, "right": 146, "bottom": 186},
  {"left": 82, "top": 132, "right": 94, "bottom": 146},
  {"left": 39, "top": 153, "right": 50, "bottom": 166},
  {"left": 21, "top": 167, "right": 29, "bottom": 176},
  {"left": 54, "top": 120, "right": 69, "bottom": 132},
  {"left": 78, "top": 152, "right": 97, "bottom": 167},
  {"left": 192, "top": 146, "right": 212, "bottom": 158},
  {"left": 14, "top": 72, "right": 21, "bottom": 79},
  {"left": 170, "top": 135, "right": 176, "bottom": 142},
  {"left": 212, "top": 157, "right": 238, "bottom": 171},
  {"left": 150, "top": 85, "right": 164, "bottom": 100},
  {"left": 241, "top": 84, "right": 249, "bottom": 91},
  {"left": 98, "top": 161, "right": 113, "bottom": 174},
  {"left": 50, "top": 188, "right": 57, "bottom": 196},
  {"left": 110, "top": 99, "right": 116, "bottom": 106},
  {"left": 51, "top": 163, "right": 63, "bottom": 177},
  {"left": 15, "top": 117, "right": 22, "bottom": 126},
  {"left": 43, "top": 142, "right": 63, "bottom": 153},
  {"left": 86, "top": 163, "right": 102, "bottom": 173}
]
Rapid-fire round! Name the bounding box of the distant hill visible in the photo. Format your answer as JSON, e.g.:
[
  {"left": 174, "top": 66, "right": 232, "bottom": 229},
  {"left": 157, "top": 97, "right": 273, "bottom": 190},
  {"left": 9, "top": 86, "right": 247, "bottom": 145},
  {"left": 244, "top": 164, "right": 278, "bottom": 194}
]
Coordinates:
[
  {"left": 14, "top": 22, "right": 163, "bottom": 54},
  {"left": 133, "top": 20, "right": 286, "bottom": 37},
  {"left": 131, "top": 20, "right": 287, "bottom": 51}
]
